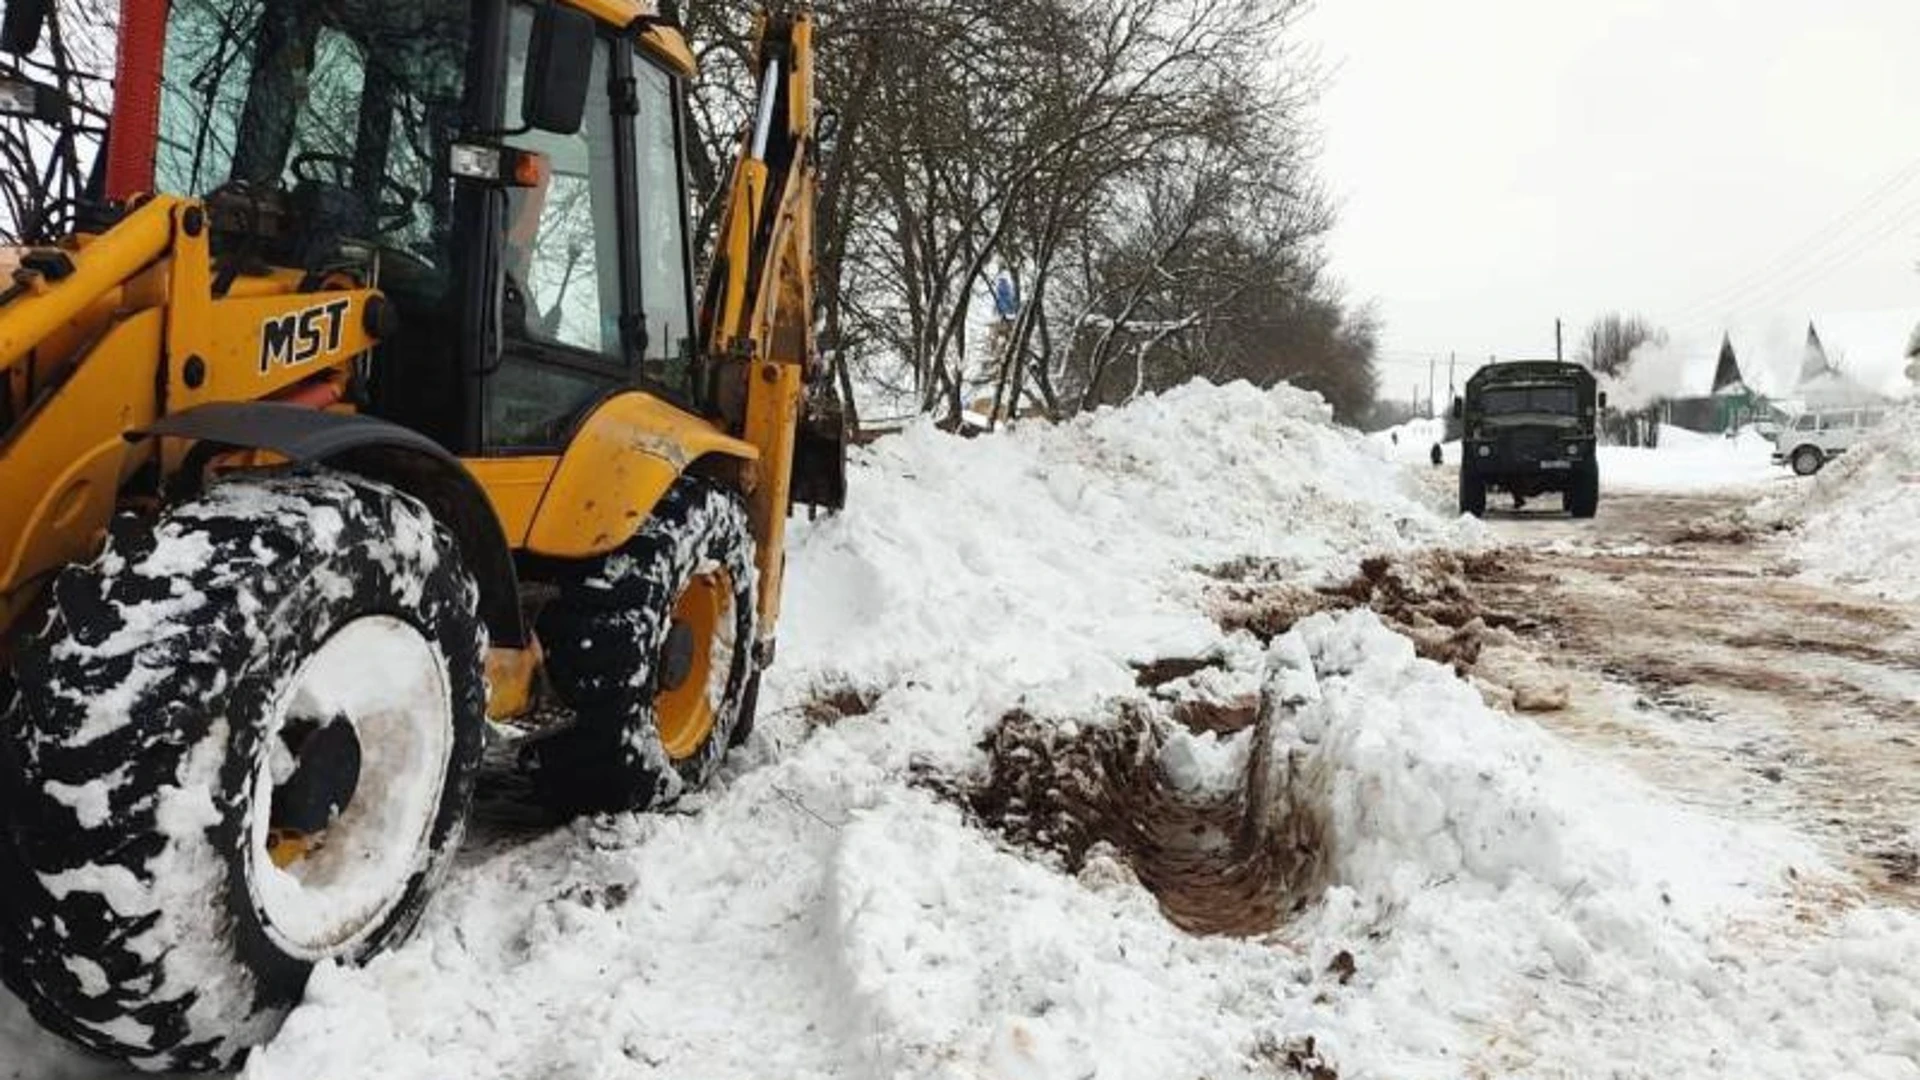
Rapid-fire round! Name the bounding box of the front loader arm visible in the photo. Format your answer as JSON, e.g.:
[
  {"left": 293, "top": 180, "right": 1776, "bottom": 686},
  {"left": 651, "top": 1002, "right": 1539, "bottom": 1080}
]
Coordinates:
[{"left": 0, "top": 195, "right": 175, "bottom": 378}]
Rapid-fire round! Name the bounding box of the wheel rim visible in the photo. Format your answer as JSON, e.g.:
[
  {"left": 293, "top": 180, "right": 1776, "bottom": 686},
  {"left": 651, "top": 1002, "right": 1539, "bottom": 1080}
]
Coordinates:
[
  {"left": 247, "top": 615, "right": 454, "bottom": 961},
  {"left": 655, "top": 565, "right": 737, "bottom": 761}
]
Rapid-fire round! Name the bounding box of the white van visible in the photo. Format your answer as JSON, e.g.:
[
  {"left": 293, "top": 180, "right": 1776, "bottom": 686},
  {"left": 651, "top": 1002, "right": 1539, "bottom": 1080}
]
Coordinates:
[{"left": 1772, "top": 407, "right": 1887, "bottom": 475}]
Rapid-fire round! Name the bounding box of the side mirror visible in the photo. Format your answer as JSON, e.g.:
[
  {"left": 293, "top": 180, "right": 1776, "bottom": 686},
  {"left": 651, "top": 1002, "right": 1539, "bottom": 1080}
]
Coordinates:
[
  {"left": 0, "top": 73, "right": 67, "bottom": 122},
  {"left": 1598, "top": 391, "right": 1609, "bottom": 410},
  {"left": 522, "top": 4, "right": 595, "bottom": 135},
  {"left": 2, "top": 0, "right": 51, "bottom": 56},
  {"left": 1450, "top": 398, "right": 1463, "bottom": 420}
]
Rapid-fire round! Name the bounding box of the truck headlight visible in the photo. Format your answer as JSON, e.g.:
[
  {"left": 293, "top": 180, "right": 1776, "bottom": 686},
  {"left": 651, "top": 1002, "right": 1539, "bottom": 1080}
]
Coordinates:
[
  {"left": 1476, "top": 444, "right": 1492, "bottom": 458},
  {"left": 1565, "top": 443, "right": 1582, "bottom": 458}
]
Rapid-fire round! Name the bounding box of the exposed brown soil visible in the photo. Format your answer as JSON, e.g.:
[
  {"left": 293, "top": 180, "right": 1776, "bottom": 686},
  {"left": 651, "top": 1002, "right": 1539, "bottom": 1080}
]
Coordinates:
[
  {"left": 1204, "top": 491, "right": 1920, "bottom": 906},
  {"left": 1132, "top": 655, "right": 1226, "bottom": 689},
  {"left": 1464, "top": 493, "right": 1920, "bottom": 904},
  {"left": 921, "top": 698, "right": 1326, "bottom": 938},
  {"left": 1208, "top": 552, "right": 1540, "bottom": 678},
  {"left": 799, "top": 681, "right": 881, "bottom": 727}
]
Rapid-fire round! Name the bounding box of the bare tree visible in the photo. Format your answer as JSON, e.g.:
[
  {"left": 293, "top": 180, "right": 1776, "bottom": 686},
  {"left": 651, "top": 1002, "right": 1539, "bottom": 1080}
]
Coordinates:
[
  {"left": 0, "top": 0, "right": 114, "bottom": 243},
  {"left": 15, "top": 0, "right": 1383, "bottom": 425},
  {"left": 1578, "top": 312, "right": 1666, "bottom": 378}
]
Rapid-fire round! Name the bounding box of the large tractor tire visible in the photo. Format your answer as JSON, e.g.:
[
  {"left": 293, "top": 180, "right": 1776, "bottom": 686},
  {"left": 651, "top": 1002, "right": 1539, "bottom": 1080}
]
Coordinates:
[
  {"left": 520, "top": 477, "right": 760, "bottom": 816},
  {"left": 0, "top": 470, "right": 485, "bottom": 1072},
  {"left": 1567, "top": 460, "right": 1600, "bottom": 519},
  {"left": 1458, "top": 467, "right": 1488, "bottom": 518}
]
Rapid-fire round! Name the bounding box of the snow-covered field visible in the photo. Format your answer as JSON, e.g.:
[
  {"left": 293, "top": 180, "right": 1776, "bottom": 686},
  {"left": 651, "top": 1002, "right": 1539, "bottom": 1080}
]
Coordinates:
[
  {"left": 6, "top": 381, "right": 1919, "bottom": 1079},
  {"left": 1756, "top": 401, "right": 1920, "bottom": 602},
  {"left": 1373, "top": 419, "right": 1785, "bottom": 496},
  {"left": 1599, "top": 426, "right": 1782, "bottom": 494}
]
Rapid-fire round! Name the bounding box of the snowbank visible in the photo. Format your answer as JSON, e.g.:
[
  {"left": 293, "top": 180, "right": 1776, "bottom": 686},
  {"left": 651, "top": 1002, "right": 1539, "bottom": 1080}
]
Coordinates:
[
  {"left": 1757, "top": 401, "right": 1920, "bottom": 601},
  {"left": 1268, "top": 614, "right": 1920, "bottom": 1078},
  {"left": 247, "top": 612, "right": 1920, "bottom": 1080}
]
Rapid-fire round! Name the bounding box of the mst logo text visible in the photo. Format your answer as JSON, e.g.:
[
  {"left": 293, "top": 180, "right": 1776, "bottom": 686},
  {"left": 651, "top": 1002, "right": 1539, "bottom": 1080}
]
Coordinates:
[{"left": 259, "top": 299, "right": 352, "bottom": 374}]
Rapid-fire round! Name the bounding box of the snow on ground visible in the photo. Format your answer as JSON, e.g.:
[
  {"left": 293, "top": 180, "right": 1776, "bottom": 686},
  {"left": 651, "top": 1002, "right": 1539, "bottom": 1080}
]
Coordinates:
[
  {"left": 1379, "top": 421, "right": 1785, "bottom": 497},
  {"left": 6, "top": 380, "right": 1918, "bottom": 1078},
  {"left": 1598, "top": 425, "right": 1782, "bottom": 494},
  {"left": 1755, "top": 401, "right": 1920, "bottom": 602},
  {"left": 1369, "top": 416, "right": 1449, "bottom": 465}
]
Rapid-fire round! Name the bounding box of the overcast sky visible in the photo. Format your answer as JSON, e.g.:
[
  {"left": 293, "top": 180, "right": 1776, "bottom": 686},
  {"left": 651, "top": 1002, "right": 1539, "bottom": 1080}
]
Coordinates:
[{"left": 1298, "top": 0, "right": 1920, "bottom": 397}]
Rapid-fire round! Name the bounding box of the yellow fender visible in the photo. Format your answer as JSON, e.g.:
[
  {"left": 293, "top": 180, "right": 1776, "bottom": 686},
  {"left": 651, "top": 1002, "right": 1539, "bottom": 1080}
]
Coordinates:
[{"left": 523, "top": 391, "right": 759, "bottom": 558}]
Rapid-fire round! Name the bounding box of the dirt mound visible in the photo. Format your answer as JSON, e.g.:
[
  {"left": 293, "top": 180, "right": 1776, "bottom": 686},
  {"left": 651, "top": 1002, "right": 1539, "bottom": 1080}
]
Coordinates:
[
  {"left": 921, "top": 697, "right": 1325, "bottom": 938},
  {"left": 1208, "top": 551, "right": 1541, "bottom": 677},
  {"left": 799, "top": 681, "right": 881, "bottom": 727}
]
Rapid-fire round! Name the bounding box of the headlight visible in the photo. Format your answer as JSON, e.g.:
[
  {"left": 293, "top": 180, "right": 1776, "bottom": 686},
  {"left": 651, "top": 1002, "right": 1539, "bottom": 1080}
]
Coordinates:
[
  {"left": 1565, "top": 443, "right": 1582, "bottom": 458},
  {"left": 1476, "top": 445, "right": 1492, "bottom": 458}
]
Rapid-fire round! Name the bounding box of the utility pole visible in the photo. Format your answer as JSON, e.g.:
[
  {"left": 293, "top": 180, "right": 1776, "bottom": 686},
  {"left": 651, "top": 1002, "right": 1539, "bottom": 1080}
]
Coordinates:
[
  {"left": 1447, "top": 352, "right": 1457, "bottom": 399},
  {"left": 1555, "top": 318, "right": 1564, "bottom": 362},
  {"left": 1427, "top": 357, "right": 1436, "bottom": 416}
]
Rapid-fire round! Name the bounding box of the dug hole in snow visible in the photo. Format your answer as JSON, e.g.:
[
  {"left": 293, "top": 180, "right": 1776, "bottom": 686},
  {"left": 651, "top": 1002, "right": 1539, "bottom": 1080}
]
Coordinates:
[{"left": 7, "top": 381, "right": 1917, "bottom": 1079}]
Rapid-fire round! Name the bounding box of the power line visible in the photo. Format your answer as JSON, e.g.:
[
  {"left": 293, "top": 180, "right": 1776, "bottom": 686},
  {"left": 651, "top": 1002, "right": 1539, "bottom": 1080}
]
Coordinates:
[
  {"left": 1662, "top": 152, "right": 1920, "bottom": 327},
  {"left": 1667, "top": 191, "right": 1920, "bottom": 337}
]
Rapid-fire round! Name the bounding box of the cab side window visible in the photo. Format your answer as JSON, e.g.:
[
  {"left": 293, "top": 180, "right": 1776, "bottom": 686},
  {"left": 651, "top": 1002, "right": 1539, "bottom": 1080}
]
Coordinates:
[
  {"left": 501, "top": 21, "right": 622, "bottom": 357},
  {"left": 630, "top": 57, "right": 695, "bottom": 395},
  {"left": 486, "top": 9, "right": 623, "bottom": 450}
]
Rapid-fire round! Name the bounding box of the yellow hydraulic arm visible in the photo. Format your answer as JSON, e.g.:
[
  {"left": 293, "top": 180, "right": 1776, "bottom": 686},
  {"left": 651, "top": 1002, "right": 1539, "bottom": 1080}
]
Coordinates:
[{"left": 700, "top": 3, "right": 822, "bottom": 644}]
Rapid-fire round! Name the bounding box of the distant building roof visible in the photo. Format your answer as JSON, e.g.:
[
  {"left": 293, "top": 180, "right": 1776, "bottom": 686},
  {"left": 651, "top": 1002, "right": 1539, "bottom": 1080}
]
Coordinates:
[
  {"left": 1791, "top": 312, "right": 1917, "bottom": 406},
  {"left": 1710, "top": 333, "right": 1750, "bottom": 396}
]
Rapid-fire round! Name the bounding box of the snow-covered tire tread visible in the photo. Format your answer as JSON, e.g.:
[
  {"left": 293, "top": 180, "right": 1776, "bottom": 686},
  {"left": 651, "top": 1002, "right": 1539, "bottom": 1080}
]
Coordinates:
[
  {"left": 523, "top": 477, "right": 759, "bottom": 815},
  {"left": 0, "top": 469, "right": 485, "bottom": 1072}
]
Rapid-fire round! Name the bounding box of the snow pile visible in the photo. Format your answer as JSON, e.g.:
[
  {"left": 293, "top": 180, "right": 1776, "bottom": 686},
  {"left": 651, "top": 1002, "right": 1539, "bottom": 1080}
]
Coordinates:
[
  {"left": 242, "top": 612, "right": 1920, "bottom": 1080},
  {"left": 778, "top": 379, "right": 1478, "bottom": 722},
  {"left": 1268, "top": 614, "right": 1920, "bottom": 1078},
  {"left": 1757, "top": 401, "right": 1920, "bottom": 600},
  {"left": 1599, "top": 424, "right": 1781, "bottom": 494}
]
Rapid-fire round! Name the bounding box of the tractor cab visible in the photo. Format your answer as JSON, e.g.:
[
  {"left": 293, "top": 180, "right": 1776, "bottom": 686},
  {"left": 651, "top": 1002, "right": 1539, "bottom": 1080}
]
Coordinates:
[{"left": 126, "top": 0, "right": 708, "bottom": 456}]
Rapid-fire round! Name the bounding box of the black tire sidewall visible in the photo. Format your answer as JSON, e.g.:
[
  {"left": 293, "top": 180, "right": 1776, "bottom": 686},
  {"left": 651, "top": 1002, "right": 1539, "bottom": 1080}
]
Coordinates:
[{"left": 1459, "top": 467, "right": 1487, "bottom": 517}]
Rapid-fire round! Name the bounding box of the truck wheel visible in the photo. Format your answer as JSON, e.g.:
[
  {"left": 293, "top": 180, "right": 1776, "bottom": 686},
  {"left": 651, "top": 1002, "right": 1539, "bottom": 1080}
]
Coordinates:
[
  {"left": 1567, "top": 460, "right": 1600, "bottom": 519},
  {"left": 0, "top": 470, "right": 485, "bottom": 1072},
  {"left": 1791, "top": 446, "right": 1824, "bottom": 476},
  {"left": 1458, "top": 467, "right": 1487, "bottom": 517},
  {"left": 521, "top": 478, "right": 759, "bottom": 815}
]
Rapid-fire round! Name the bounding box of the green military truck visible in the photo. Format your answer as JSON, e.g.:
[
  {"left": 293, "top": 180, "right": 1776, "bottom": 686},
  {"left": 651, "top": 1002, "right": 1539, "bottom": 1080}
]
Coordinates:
[{"left": 1453, "top": 361, "right": 1605, "bottom": 519}]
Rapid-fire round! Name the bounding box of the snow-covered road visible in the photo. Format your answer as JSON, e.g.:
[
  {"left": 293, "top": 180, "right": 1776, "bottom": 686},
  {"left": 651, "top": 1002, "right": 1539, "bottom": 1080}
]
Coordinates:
[{"left": 1481, "top": 491, "right": 1920, "bottom": 901}]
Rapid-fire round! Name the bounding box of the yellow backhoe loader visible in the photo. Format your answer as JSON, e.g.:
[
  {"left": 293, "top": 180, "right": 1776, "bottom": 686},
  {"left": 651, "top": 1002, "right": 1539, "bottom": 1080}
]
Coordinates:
[{"left": 0, "top": 0, "right": 842, "bottom": 1069}]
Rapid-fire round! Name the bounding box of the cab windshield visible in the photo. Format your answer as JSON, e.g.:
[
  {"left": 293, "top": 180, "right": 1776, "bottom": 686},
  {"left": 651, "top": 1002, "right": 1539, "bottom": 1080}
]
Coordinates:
[
  {"left": 1479, "top": 385, "right": 1578, "bottom": 416},
  {"left": 154, "top": 0, "right": 470, "bottom": 268}
]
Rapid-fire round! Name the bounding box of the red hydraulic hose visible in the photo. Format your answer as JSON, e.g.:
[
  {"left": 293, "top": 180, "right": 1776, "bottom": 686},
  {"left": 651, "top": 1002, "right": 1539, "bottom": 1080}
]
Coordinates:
[{"left": 105, "top": 0, "right": 167, "bottom": 202}]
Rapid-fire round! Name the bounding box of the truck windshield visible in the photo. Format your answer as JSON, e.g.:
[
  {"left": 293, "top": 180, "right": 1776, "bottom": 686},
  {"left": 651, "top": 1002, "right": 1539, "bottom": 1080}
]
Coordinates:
[
  {"left": 154, "top": 0, "right": 470, "bottom": 267},
  {"left": 1479, "top": 386, "right": 1578, "bottom": 416}
]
